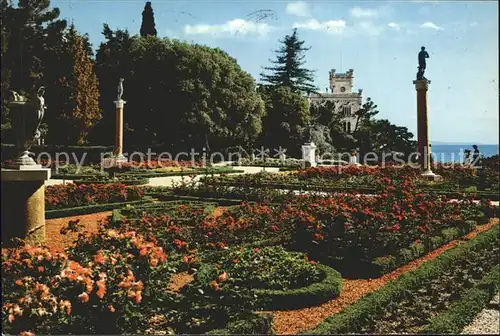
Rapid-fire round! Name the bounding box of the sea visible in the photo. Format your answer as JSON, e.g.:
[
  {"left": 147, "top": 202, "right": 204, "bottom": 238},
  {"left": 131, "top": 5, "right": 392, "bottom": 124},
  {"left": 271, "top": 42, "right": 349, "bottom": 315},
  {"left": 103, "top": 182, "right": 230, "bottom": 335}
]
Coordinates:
[{"left": 430, "top": 144, "right": 499, "bottom": 163}]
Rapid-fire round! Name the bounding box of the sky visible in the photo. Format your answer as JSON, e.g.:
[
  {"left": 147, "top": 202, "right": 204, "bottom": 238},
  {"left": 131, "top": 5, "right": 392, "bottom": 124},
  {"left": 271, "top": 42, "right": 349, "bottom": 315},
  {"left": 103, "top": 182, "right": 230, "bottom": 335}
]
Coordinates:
[{"left": 50, "top": 0, "right": 499, "bottom": 144}]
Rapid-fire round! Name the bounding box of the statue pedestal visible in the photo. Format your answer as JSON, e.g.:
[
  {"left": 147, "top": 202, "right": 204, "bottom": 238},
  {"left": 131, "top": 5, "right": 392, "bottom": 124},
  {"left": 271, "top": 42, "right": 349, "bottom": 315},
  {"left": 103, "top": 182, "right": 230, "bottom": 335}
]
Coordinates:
[
  {"left": 421, "top": 169, "right": 443, "bottom": 181},
  {"left": 101, "top": 156, "right": 128, "bottom": 168},
  {"left": 302, "top": 142, "right": 317, "bottom": 167},
  {"left": 1, "top": 168, "right": 51, "bottom": 246}
]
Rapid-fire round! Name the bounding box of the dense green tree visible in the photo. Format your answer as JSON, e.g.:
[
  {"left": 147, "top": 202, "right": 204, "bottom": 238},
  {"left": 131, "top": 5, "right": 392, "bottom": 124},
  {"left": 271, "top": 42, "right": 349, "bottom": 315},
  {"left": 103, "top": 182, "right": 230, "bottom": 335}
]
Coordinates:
[
  {"left": 140, "top": 1, "right": 157, "bottom": 37},
  {"left": 93, "top": 24, "right": 134, "bottom": 145},
  {"left": 309, "top": 99, "right": 355, "bottom": 152},
  {"left": 367, "top": 119, "right": 417, "bottom": 158},
  {"left": 353, "top": 97, "right": 379, "bottom": 132},
  {"left": 1, "top": 0, "right": 12, "bottom": 141},
  {"left": 1, "top": 0, "right": 67, "bottom": 143},
  {"left": 260, "top": 29, "right": 317, "bottom": 94},
  {"left": 2, "top": 0, "right": 66, "bottom": 95},
  {"left": 258, "top": 85, "right": 310, "bottom": 156},
  {"left": 45, "top": 25, "right": 101, "bottom": 145},
  {"left": 94, "top": 31, "right": 265, "bottom": 151}
]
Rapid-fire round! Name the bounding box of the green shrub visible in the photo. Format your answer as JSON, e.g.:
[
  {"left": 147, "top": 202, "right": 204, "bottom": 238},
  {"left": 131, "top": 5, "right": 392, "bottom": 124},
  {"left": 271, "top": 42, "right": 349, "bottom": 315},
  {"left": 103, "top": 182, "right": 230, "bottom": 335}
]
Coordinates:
[
  {"left": 209, "top": 246, "right": 323, "bottom": 291},
  {"left": 419, "top": 264, "right": 500, "bottom": 334},
  {"left": 303, "top": 225, "right": 500, "bottom": 335},
  {"left": 169, "top": 263, "right": 258, "bottom": 334},
  {"left": 255, "top": 263, "right": 342, "bottom": 310}
]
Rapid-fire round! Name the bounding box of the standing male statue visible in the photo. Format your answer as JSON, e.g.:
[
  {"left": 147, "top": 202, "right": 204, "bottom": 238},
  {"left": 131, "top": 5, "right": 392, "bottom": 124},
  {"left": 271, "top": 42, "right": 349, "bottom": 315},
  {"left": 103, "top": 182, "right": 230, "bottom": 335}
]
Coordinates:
[
  {"left": 417, "top": 46, "right": 430, "bottom": 80},
  {"left": 117, "top": 78, "right": 124, "bottom": 101}
]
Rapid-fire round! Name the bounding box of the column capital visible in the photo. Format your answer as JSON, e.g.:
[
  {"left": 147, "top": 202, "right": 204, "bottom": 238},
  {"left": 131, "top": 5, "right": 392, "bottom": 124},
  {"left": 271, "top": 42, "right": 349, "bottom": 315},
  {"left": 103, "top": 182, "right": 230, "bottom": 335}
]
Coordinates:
[
  {"left": 413, "top": 79, "right": 431, "bottom": 90},
  {"left": 114, "top": 100, "right": 127, "bottom": 108}
]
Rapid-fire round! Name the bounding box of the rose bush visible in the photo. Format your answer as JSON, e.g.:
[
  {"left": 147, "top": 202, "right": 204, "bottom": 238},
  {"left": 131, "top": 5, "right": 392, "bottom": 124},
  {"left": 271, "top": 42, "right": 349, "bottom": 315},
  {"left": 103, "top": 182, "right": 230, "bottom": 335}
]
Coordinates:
[
  {"left": 169, "top": 262, "right": 258, "bottom": 334},
  {"left": 2, "top": 232, "right": 171, "bottom": 335},
  {"left": 204, "top": 246, "right": 323, "bottom": 290},
  {"left": 287, "top": 177, "right": 496, "bottom": 262},
  {"left": 196, "top": 203, "right": 289, "bottom": 248},
  {"left": 45, "top": 183, "right": 144, "bottom": 210}
]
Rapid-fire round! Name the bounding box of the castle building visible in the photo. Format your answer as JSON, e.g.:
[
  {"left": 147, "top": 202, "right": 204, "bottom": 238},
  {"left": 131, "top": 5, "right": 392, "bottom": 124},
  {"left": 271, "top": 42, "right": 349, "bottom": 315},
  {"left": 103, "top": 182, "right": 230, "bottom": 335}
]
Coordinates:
[{"left": 309, "top": 68, "right": 363, "bottom": 133}]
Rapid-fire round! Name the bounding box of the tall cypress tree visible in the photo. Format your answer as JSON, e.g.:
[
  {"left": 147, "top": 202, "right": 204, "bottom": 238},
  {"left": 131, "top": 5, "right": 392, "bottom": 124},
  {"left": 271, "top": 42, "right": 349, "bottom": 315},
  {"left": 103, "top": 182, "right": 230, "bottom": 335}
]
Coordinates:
[
  {"left": 140, "top": 1, "right": 157, "bottom": 37},
  {"left": 260, "top": 28, "right": 317, "bottom": 94}
]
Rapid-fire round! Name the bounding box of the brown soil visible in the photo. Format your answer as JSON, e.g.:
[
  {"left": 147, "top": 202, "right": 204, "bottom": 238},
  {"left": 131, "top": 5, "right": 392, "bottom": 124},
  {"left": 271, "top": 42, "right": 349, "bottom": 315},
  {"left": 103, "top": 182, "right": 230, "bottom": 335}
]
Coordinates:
[
  {"left": 269, "top": 218, "right": 499, "bottom": 335},
  {"left": 45, "top": 211, "right": 112, "bottom": 252},
  {"left": 167, "top": 271, "right": 194, "bottom": 292}
]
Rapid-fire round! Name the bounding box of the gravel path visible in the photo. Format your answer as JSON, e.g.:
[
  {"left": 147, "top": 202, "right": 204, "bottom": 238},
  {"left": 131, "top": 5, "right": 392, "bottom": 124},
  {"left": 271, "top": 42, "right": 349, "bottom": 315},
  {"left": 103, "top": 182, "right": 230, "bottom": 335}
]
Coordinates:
[{"left": 462, "top": 293, "right": 500, "bottom": 335}]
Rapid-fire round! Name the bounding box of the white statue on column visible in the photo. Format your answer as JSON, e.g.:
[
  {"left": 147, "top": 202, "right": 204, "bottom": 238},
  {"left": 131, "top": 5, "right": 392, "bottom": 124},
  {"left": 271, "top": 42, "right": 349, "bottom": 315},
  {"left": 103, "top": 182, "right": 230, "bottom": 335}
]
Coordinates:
[{"left": 117, "top": 78, "right": 124, "bottom": 101}]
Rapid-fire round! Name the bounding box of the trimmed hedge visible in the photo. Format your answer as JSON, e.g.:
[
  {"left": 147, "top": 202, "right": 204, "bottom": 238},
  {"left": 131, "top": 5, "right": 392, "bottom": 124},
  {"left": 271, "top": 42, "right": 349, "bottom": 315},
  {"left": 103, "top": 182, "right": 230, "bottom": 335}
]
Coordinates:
[
  {"left": 371, "top": 220, "right": 477, "bottom": 276},
  {"left": 205, "top": 313, "right": 274, "bottom": 335},
  {"left": 419, "top": 264, "right": 500, "bottom": 334},
  {"left": 111, "top": 200, "right": 218, "bottom": 223},
  {"left": 73, "top": 177, "right": 150, "bottom": 186},
  {"left": 50, "top": 174, "right": 103, "bottom": 180},
  {"left": 302, "top": 224, "right": 500, "bottom": 335},
  {"left": 118, "top": 167, "right": 244, "bottom": 178},
  {"left": 206, "top": 180, "right": 500, "bottom": 200},
  {"left": 45, "top": 198, "right": 153, "bottom": 219},
  {"left": 159, "top": 194, "right": 248, "bottom": 206},
  {"left": 255, "top": 263, "right": 342, "bottom": 310}
]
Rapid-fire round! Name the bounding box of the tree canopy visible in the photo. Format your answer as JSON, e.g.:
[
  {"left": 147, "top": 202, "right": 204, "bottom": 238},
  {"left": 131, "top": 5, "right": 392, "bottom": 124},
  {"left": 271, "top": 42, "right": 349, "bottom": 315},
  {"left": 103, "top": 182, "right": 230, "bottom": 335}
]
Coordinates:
[
  {"left": 95, "top": 30, "right": 265, "bottom": 151},
  {"left": 260, "top": 29, "right": 317, "bottom": 94},
  {"left": 140, "top": 1, "right": 157, "bottom": 37}
]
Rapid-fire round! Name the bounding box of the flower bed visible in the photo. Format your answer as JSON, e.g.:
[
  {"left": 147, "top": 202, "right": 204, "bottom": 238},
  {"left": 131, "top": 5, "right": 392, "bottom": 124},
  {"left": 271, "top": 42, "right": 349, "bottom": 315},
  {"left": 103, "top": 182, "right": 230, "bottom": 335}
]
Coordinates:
[
  {"left": 198, "top": 167, "right": 499, "bottom": 199},
  {"left": 304, "top": 224, "right": 500, "bottom": 334},
  {"left": 45, "top": 183, "right": 144, "bottom": 210},
  {"left": 1, "top": 230, "right": 172, "bottom": 335},
  {"left": 288, "top": 178, "right": 497, "bottom": 269},
  {"left": 113, "top": 201, "right": 217, "bottom": 221},
  {"left": 232, "top": 158, "right": 303, "bottom": 168},
  {"left": 116, "top": 159, "right": 202, "bottom": 170},
  {"left": 201, "top": 246, "right": 342, "bottom": 310},
  {"left": 73, "top": 175, "right": 150, "bottom": 186},
  {"left": 419, "top": 264, "right": 499, "bottom": 334},
  {"left": 110, "top": 202, "right": 289, "bottom": 252},
  {"left": 117, "top": 166, "right": 243, "bottom": 178},
  {"left": 370, "top": 220, "right": 477, "bottom": 277},
  {"left": 49, "top": 164, "right": 105, "bottom": 178}
]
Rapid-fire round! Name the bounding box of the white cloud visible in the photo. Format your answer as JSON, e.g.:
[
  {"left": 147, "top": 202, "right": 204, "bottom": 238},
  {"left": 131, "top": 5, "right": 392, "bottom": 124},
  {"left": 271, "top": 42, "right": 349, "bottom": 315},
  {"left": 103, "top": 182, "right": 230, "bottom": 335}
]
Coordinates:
[
  {"left": 350, "top": 7, "right": 379, "bottom": 18},
  {"left": 184, "top": 19, "right": 272, "bottom": 36},
  {"left": 293, "top": 19, "right": 346, "bottom": 34},
  {"left": 420, "top": 21, "right": 443, "bottom": 30},
  {"left": 357, "top": 21, "right": 384, "bottom": 36},
  {"left": 388, "top": 22, "right": 400, "bottom": 30},
  {"left": 286, "top": 1, "right": 310, "bottom": 17}
]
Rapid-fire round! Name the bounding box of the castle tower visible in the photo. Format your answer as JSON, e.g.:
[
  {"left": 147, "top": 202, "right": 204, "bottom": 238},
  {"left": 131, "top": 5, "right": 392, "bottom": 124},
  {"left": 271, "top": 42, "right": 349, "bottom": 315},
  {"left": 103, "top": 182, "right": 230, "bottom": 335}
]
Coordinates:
[{"left": 309, "top": 68, "right": 362, "bottom": 134}]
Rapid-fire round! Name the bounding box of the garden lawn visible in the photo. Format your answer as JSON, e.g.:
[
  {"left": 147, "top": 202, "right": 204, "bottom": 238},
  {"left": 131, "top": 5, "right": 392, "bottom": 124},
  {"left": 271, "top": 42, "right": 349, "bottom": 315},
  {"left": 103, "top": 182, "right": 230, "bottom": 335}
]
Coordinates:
[{"left": 269, "top": 219, "right": 499, "bottom": 335}]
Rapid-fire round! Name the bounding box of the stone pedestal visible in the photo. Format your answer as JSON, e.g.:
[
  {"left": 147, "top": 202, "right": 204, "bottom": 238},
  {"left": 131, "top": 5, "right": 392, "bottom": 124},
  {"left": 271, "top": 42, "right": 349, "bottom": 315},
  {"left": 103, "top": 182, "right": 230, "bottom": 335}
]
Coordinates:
[
  {"left": 413, "top": 79, "right": 441, "bottom": 179},
  {"left": 1, "top": 168, "right": 50, "bottom": 246},
  {"left": 302, "top": 142, "right": 317, "bottom": 167}
]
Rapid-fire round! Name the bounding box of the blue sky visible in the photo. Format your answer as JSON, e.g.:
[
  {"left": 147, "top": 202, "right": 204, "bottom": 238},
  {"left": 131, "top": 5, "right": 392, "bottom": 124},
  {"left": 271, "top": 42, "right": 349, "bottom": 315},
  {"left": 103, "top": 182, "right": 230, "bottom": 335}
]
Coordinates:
[{"left": 51, "top": 0, "right": 498, "bottom": 144}]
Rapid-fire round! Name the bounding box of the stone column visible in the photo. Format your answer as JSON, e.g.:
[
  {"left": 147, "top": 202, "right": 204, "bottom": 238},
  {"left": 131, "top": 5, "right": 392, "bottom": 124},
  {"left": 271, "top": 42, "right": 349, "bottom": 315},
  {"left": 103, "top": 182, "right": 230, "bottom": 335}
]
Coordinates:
[
  {"left": 1, "top": 168, "right": 51, "bottom": 246},
  {"left": 113, "top": 99, "right": 127, "bottom": 163},
  {"left": 301, "top": 142, "right": 317, "bottom": 167},
  {"left": 413, "top": 79, "right": 441, "bottom": 180}
]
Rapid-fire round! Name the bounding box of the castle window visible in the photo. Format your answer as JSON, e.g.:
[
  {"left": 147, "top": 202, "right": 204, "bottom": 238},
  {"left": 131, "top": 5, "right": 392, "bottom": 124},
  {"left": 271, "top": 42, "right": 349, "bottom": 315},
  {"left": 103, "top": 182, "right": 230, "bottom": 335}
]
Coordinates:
[
  {"left": 347, "top": 122, "right": 351, "bottom": 133},
  {"left": 342, "top": 105, "right": 351, "bottom": 117}
]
